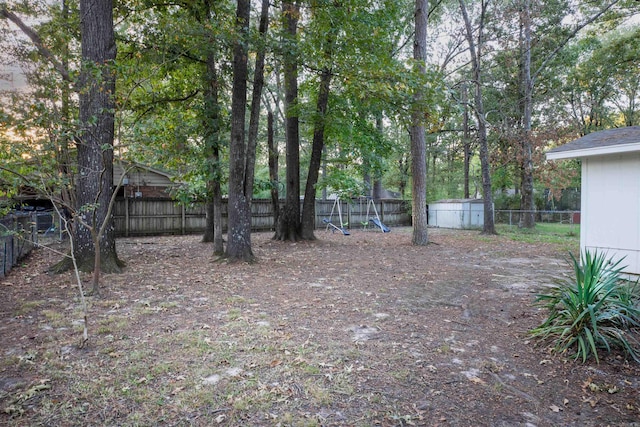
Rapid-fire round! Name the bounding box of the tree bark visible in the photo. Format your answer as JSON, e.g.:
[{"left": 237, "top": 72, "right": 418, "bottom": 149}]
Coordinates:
[
  {"left": 267, "top": 110, "right": 280, "bottom": 228},
  {"left": 373, "top": 113, "right": 384, "bottom": 200},
  {"left": 411, "top": 0, "right": 429, "bottom": 246},
  {"left": 202, "top": 46, "right": 224, "bottom": 254},
  {"left": 462, "top": 82, "right": 471, "bottom": 199},
  {"left": 274, "top": 1, "right": 302, "bottom": 241},
  {"left": 519, "top": 0, "right": 535, "bottom": 228},
  {"left": 73, "top": 0, "right": 122, "bottom": 281},
  {"left": 225, "top": 0, "right": 254, "bottom": 261}
]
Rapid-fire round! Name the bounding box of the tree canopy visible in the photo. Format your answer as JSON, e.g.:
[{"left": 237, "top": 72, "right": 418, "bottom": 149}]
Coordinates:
[{"left": 1, "top": 0, "right": 638, "bottom": 259}]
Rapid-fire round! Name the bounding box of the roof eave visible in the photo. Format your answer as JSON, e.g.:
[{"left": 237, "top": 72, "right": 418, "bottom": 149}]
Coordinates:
[{"left": 546, "top": 142, "right": 640, "bottom": 161}]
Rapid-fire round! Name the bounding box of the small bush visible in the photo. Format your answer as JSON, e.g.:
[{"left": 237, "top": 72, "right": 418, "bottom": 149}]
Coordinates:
[{"left": 531, "top": 250, "right": 640, "bottom": 363}]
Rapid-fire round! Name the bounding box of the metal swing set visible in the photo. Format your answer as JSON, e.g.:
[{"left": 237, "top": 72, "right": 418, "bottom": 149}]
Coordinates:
[
  {"left": 323, "top": 197, "right": 350, "bottom": 235},
  {"left": 323, "top": 197, "right": 391, "bottom": 235}
]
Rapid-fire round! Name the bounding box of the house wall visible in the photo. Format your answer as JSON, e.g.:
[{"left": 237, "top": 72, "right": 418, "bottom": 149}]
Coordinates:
[
  {"left": 581, "top": 153, "right": 640, "bottom": 275},
  {"left": 114, "top": 163, "right": 174, "bottom": 198},
  {"left": 114, "top": 163, "right": 173, "bottom": 187}
]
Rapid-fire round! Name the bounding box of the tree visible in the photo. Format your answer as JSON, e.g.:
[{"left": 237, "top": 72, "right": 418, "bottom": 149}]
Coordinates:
[
  {"left": 225, "top": 0, "right": 254, "bottom": 261},
  {"left": 410, "top": 0, "right": 429, "bottom": 245},
  {"left": 244, "top": 0, "right": 270, "bottom": 204},
  {"left": 506, "top": 0, "right": 624, "bottom": 227},
  {"left": 1, "top": 1, "right": 123, "bottom": 293},
  {"left": 563, "top": 27, "right": 640, "bottom": 133},
  {"left": 299, "top": 0, "right": 340, "bottom": 240},
  {"left": 459, "top": 0, "right": 496, "bottom": 234},
  {"left": 202, "top": 40, "right": 225, "bottom": 254},
  {"left": 200, "top": 1, "right": 227, "bottom": 255},
  {"left": 274, "top": 1, "right": 302, "bottom": 241},
  {"left": 73, "top": 0, "right": 122, "bottom": 291}
]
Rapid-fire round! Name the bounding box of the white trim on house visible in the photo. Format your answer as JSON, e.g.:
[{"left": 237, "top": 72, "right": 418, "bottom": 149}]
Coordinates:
[{"left": 546, "top": 141, "right": 640, "bottom": 160}]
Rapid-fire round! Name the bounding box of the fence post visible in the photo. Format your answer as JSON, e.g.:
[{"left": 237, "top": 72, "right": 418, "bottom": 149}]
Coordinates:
[
  {"left": 1, "top": 239, "right": 6, "bottom": 277},
  {"left": 181, "top": 204, "right": 186, "bottom": 235},
  {"left": 125, "top": 198, "right": 130, "bottom": 238}
]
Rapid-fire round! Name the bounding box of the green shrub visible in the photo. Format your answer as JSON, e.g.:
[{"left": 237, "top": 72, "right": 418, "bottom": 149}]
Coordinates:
[{"left": 531, "top": 250, "right": 640, "bottom": 363}]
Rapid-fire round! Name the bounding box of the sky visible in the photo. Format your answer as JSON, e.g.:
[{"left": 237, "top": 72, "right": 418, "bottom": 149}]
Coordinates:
[{"left": 0, "top": 64, "right": 28, "bottom": 92}]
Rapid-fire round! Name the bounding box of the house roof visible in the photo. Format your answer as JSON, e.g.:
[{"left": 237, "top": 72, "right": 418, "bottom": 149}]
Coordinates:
[
  {"left": 546, "top": 126, "right": 640, "bottom": 160},
  {"left": 115, "top": 159, "right": 175, "bottom": 180}
]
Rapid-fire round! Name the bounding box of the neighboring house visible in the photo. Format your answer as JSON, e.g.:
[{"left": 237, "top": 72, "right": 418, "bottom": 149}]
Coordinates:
[
  {"left": 546, "top": 126, "right": 640, "bottom": 276},
  {"left": 428, "top": 198, "right": 486, "bottom": 229},
  {"left": 113, "top": 160, "right": 176, "bottom": 199}
]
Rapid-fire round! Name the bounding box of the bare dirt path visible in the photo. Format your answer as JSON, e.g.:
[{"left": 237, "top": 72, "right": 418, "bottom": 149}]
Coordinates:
[{"left": 1, "top": 227, "right": 639, "bottom": 426}]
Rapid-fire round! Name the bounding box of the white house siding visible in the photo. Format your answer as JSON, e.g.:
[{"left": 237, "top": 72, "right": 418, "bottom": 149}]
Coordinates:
[{"left": 581, "top": 153, "right": 640, "bottom": 275}]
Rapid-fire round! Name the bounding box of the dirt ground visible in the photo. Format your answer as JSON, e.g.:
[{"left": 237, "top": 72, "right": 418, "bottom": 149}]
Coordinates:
[{"left": 1, "top": 227, "right": 639, "bottom": 426}]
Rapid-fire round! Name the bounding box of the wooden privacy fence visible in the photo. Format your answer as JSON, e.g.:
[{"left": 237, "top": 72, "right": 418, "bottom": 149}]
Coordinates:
[{"left": 113, "top": 198, "right": 411, "bottom": 237}]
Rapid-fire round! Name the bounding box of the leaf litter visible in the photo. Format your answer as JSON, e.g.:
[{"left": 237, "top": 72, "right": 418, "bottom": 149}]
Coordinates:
[{"left": 0, "top": 228, "right": 639, "bottom": 426}]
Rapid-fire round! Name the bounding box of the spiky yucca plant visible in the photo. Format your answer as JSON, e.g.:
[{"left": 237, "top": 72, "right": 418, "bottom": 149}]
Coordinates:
[{"left": 531, "top": 250, "right": 640, "bottom": 363}]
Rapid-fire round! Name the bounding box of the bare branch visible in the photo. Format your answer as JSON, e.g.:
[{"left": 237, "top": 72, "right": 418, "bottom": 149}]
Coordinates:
[{"left": 0, "top": 6, "right": 72, "bottom": 82}]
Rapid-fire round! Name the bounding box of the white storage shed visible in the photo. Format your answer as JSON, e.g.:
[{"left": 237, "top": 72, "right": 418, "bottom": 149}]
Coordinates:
[
  {"left": 546, "top": 126, "right": 640, "bottom": 276},
  {"left": 428, "top": 198, "right": 485, "bottom": 229}
]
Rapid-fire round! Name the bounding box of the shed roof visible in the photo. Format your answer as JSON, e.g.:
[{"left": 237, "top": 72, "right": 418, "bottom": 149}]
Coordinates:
[
  {"left": 431, "top": 198, "right": 484, "bottom": 204},
  {"left": 546, "top": 126, "right": 640, "bottom": 160}
]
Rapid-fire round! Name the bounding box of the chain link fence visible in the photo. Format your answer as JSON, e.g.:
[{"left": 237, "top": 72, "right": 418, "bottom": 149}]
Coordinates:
[{"left": 495, "top": 210, "right": 580, "bottom": 226}]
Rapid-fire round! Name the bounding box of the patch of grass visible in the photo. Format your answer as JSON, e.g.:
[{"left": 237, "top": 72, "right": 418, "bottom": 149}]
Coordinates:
[
  {"left": 16, "top": 300, "right": 46, "bottom": 315},
  {"left": 497, "top": 223, "right": 580, "bottom": 251},
  {"left": 225, "top": 295, "right": 249, "bottom": 305},
  {"left": 304, "top": 378, "right": 333, "bottom": 405},
  {"left": 158, "top": 301, "right": 179, "bottom": 310},
  {"left": 390, "top": 369, "right": 410, "bottom": 381},
  {"left": 227, "top": 308, "right": 243, "bottom": 321},
  {"left": 96, "top": 316, "right": 129, "bottom": 335},
  {"left": 531, "top": 250, "right": 640, "bottom": 363},
  {"left": 437, "top": 343, "right": 451, "bottom": 353},
  {"left": 41, "top": 309, "right": 66, "bottom": 327}
]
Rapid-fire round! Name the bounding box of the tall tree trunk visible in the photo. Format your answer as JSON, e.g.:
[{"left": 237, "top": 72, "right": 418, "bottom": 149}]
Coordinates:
[
  {"left": 226, "top": 0, "right": 254, "bottom": 261},
  {"left": 301, "top": 67, "right": 332, "bottom": 239},
  {"left": 411, "top": 0, "right": 429, "bottom": 245},
  {"left": 202, "top": 47, "right": 224, "bottom": 254},
  {"left": 275, "top": 1, "right": 301, "bottom": 241},
  {"left": 301, "top": 17, "right": 335, "bottom": 240},
  {"left": 518, "top": 0, "right": 619, "bottom": 226},
  {"left": 267, "top": 110, "right": 280, "bottom": 228},
  {"left": 72, "top": 0, "right": 122, "bottom": 285},
  {"left": 245, "top": 0, "right": 270, "bottom": 199},
  {"left": 373, "top": 113, "right": 384, "bottom": 200},
  {"left": 459, "top": 0, "right": 496, "bottom": 234},
  {"left": 462, "top": 82, "right": 471, "bottom": 199},
  {"left": 520, "top": 0, "right": 535, "bottom": 228}
]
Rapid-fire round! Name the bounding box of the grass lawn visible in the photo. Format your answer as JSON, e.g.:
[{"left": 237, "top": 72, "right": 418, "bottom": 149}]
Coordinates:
[{"left": 496, "top": 222, "right": 580, "bottom": 253}]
